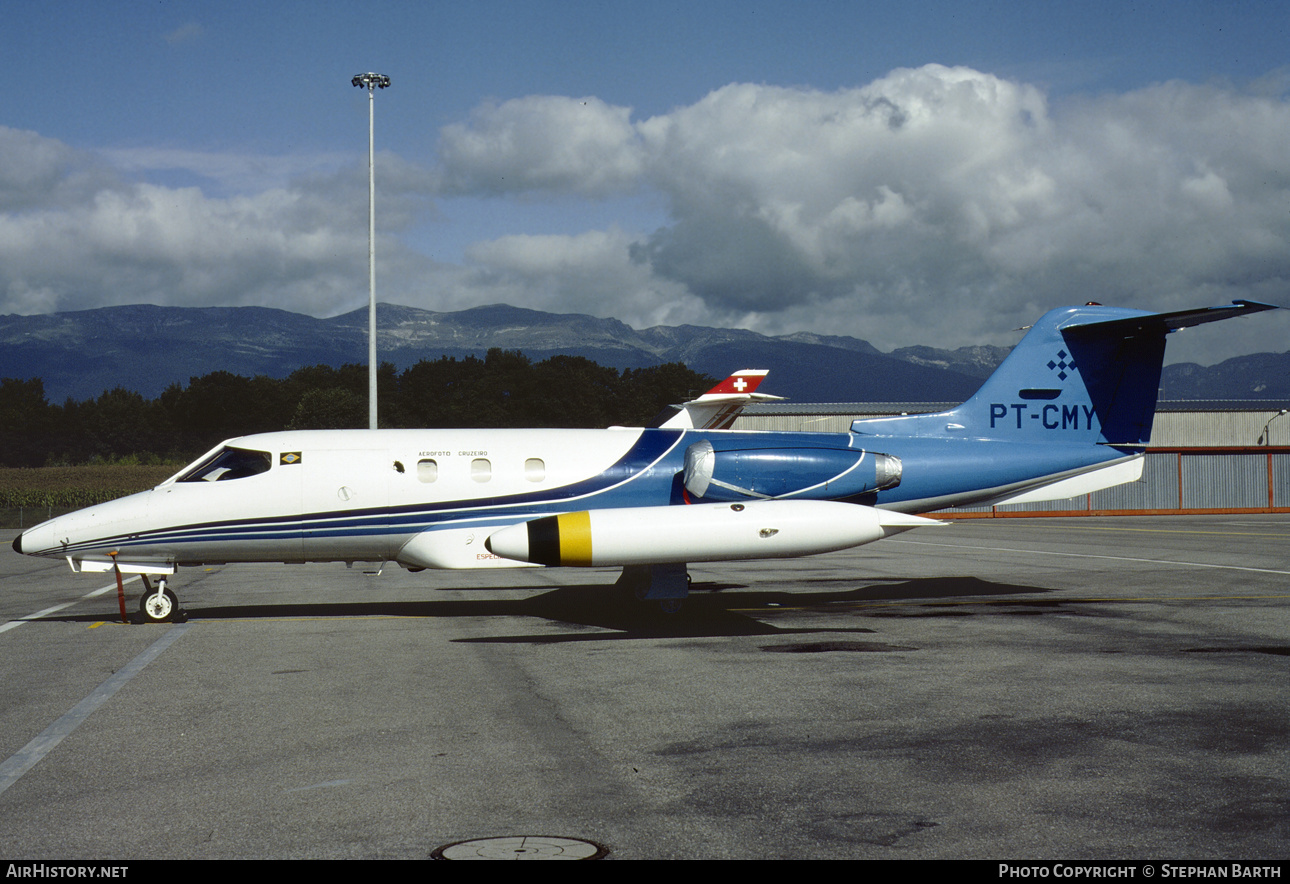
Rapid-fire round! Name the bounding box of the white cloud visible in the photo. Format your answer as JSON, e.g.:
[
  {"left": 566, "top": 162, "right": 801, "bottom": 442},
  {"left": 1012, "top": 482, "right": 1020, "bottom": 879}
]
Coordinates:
[
  {"left": 98, "top": 146, "right": 353, "bottom": 196},
  {"left": 162, "top": 22, "right": 204, "bottom": 45},
  {"left": 5, "top": 64, "right": 1290, "bottom": 364},
  {"left": 461, "top": 228, "right": 703, "bottom": 327},
  {"left": 436, "top": 95, "right": 644, "bottom": 197},
  {"left": 0, "top": 130, "right": 377, "bottom": 318},
  {"left": 433, "top": 66, "right": 1290, "bottom": 357},
  {"left": 0, "top": 127, "right": 123, "bottom": 212},
  {"left": 0, "top": 127, "right": 446, "bottom": 320}
]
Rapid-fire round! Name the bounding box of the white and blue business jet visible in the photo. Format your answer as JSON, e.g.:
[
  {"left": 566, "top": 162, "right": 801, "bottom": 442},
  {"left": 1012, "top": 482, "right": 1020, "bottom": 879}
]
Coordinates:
[{"left": 13, "top": 300, "right": 1275, "bottom": 621}]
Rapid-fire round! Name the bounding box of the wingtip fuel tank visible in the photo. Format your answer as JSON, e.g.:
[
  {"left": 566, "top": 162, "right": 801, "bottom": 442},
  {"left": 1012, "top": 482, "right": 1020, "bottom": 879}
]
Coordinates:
[{"left": 484, "top": 500, "right": 942, "bottom": 567}]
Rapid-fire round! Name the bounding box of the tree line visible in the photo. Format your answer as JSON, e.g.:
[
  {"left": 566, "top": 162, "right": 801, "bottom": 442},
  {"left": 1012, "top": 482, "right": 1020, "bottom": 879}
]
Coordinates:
[{"left": 0, "top": 351, "right": 715, "bottom": 468}]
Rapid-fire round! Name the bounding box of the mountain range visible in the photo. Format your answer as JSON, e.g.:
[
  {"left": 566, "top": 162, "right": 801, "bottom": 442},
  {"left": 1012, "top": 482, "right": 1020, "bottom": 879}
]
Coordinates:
[{"left": 1, "top": 302, "right": 1286, "bottom": 404}]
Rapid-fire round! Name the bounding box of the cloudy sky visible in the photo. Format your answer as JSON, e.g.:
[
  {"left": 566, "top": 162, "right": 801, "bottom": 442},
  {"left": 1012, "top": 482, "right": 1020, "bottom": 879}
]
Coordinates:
[{"left": 3, "top": 1, "right": 1290, "bottom": 364}]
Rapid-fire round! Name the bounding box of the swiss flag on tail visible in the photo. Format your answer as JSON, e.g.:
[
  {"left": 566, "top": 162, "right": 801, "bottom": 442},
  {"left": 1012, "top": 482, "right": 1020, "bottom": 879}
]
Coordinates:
[{"left": 702, "top": 370, "right": 768, "bottom": 397}]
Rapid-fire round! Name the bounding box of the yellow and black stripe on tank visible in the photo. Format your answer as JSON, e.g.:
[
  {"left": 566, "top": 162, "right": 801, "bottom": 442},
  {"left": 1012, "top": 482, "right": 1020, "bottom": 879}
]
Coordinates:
[{"left": 525, "top": 511, "right": 593, "bottom": 566}]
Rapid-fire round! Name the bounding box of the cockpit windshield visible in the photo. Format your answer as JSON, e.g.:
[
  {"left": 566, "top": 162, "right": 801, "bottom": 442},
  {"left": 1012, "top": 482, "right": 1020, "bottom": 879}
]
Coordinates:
[{"left": 177, "top": 447, "right": 272, "bottom": 482}]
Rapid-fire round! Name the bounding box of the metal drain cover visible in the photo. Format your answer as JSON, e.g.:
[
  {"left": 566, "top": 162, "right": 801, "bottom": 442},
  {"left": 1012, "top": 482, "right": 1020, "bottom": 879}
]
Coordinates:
[{"left": 432, "top": 836, "right": 608, "bottom": 860}]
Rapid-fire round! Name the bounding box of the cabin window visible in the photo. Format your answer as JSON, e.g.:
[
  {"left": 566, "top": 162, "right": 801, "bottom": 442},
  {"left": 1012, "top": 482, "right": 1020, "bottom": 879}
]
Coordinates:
[
  {"left": 525, "top": 458, "right": 545, "bottom": 482},
  {"left": 417, "top": 459, "right": 438, "bottom": 483},
  {"left": 471, "top": 458, "right": 492, "bottom": 482},
  {"left": 177, "top": 447, "right": 272, "bottom": 482}
]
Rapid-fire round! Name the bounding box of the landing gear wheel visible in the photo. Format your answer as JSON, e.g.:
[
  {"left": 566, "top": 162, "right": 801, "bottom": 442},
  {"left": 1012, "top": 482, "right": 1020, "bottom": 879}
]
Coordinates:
[
  {"left": 139, "top": 585, "right": 179, "bottom": 623},
  {"left": 659, "top": 598, "right": 683, "bottom": 614}
]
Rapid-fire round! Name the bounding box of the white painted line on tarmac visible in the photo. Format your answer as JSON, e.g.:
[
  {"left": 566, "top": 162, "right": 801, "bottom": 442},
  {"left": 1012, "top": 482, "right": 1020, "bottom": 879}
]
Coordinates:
[
  {"left": 888, "top": 539, "right": 1290, "bottom": 576},
  {"left": 0, "top": 576, "right": 141, "bottom": 635},
  {"left": 0, "top": 621, "right": 191, "bottom": 796}
]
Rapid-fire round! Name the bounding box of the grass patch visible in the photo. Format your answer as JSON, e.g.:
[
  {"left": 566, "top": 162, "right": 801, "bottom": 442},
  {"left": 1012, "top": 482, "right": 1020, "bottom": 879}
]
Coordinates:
[{"left": 1, "top": 465, "right": 177, "bottom": 527}]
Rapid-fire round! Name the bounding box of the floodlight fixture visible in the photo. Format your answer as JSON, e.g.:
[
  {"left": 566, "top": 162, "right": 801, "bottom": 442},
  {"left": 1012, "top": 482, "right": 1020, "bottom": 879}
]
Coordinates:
[
  {"left": 352, "top": 73, "right": 391, "bottom": 90},
  {"left": 352, "top": 72, "right": 391, "bottom": 429}
]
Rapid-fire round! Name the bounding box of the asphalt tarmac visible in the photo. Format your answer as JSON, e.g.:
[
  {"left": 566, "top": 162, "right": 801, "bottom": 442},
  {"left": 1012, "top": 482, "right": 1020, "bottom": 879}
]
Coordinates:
[{"left": 1, "top": 514, "right": 1287, "bottom": 860}]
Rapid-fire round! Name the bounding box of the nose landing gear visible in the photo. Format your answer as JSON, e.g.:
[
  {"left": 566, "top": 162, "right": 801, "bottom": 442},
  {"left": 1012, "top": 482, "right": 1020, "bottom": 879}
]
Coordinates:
[{"left": 138, "top": 576, "right": 185, "bottom": 624}]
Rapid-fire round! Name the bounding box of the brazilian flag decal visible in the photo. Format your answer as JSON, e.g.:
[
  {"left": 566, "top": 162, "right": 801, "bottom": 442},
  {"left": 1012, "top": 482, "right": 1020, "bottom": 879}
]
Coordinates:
[{"left": 280, "top": 452, "right": 302, "bottom": 465}]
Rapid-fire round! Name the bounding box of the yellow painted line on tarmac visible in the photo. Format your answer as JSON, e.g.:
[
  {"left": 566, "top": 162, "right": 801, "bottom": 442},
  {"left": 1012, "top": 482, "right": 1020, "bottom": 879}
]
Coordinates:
[
  {"left": 736, "top": 592, "right": 1290, "bottom": 614},
  {"left": 886, "top": 539, "right": 1290, "bottom": 576},
  {"left": 168, "top": 614, "right": 429, "bottom": 624},
  {"left": 1015, "top": 523, "right": 1290, "bottom": 538},
  {"left": 0, "top": 576, "right": 141, "bottom": 635}
]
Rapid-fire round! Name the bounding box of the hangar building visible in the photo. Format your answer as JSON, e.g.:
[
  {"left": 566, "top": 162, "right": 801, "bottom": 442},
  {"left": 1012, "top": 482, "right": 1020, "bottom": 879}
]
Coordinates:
[{"left": 734, "top": 401, "right": 1290, "bottom": 517}]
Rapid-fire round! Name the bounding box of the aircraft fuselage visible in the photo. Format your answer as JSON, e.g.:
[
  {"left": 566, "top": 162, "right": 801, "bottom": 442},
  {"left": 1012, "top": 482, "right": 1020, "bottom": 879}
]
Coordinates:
[{"left": 13, "top": 425, "right": 1127, "bottom": 573}]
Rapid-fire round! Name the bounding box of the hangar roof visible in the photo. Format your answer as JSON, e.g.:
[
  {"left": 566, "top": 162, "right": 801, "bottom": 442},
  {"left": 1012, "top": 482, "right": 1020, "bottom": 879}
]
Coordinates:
[{"left": 742, "top": 400, "right": 1290, "bottom": 416}]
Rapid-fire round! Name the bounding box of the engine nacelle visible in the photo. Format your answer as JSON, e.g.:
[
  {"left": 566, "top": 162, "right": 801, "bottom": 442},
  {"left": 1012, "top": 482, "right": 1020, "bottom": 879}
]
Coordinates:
[
  {"left": 682, "top": 439, "right": 901, "bottom": 502},
  {"left": 484, "top": 500, "right": 940, "bottom": 567}
]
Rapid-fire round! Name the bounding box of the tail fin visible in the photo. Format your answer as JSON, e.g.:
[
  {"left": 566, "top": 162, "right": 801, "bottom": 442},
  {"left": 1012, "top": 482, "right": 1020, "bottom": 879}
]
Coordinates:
[
  {"left": 853, "top": 300, "right": 1277, "bottom": 445},
  {"left": 655, "top": 369, "right": 785, "bottom": 430}
]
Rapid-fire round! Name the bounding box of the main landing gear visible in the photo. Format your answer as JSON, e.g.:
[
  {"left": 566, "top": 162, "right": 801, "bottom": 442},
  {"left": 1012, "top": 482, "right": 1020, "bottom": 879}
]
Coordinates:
[
  {"left": 138, "top": 575, "right": 185, "bottom": 624},
  {"left": 617, "top": 563, "right": 691, "bottom": 613}
]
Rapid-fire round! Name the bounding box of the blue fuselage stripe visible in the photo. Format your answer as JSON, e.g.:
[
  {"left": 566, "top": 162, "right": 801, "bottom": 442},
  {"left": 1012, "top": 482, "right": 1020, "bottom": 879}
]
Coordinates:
[{"left": 46, "top": 429, "right": 1126, "bottom": 559}]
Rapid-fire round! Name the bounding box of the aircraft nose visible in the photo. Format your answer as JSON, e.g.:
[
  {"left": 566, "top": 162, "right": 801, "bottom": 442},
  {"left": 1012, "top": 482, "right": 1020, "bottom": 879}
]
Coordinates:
[{"left": 11, "top": 516, "right": 65, "bottom": 559}]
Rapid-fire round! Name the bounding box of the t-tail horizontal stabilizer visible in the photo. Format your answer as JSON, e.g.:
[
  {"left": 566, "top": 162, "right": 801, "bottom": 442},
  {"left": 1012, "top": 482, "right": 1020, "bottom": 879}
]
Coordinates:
[{"left": 852, "top": 300, "right": 1278, "bottom": 447}]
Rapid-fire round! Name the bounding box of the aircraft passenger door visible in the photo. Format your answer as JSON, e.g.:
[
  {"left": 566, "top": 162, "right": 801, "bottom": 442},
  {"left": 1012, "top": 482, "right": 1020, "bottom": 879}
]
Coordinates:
[{"left": 299, "top": 446, "right": 391, "bottom": 563}]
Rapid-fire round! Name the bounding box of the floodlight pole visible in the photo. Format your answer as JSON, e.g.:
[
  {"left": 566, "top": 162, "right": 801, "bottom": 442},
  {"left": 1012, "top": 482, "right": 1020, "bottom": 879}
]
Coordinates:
[{"left": 352, "top": 72, "right": 390, "bottom": 430}]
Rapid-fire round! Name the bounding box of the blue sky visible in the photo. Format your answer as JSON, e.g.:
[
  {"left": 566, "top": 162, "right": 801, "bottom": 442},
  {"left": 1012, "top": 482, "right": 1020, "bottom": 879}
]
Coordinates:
[{"left": 3, "top": 1, "right": 1289, "bottom": 364}]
